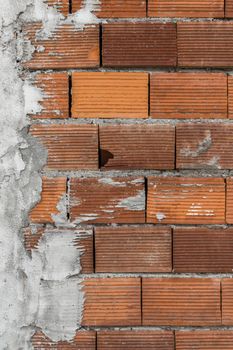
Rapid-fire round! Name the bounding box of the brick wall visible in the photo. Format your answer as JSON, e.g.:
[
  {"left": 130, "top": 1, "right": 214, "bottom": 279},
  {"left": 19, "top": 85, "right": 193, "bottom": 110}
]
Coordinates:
[{"left": 25, "top": 0, "right": 233, "bottom": 348}]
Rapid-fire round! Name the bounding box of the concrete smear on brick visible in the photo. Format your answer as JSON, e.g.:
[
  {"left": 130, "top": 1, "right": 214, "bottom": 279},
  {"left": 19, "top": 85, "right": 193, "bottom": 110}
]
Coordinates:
[
  {"left": 180, "top": 130, "right": 212, "bottom": 157},
  {"left": 116, "top": 190, "right": 145, "bottom": 211}
]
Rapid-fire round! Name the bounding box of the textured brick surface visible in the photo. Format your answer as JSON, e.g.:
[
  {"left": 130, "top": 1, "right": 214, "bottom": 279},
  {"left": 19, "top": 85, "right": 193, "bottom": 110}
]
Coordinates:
[
  {"left": 102, "top": 23, "right": 177, "bottom": 67},
  {"left": 228, "top": 76, "right": 233, "bottom": 119},
  {"left": 150, "top": 73, "right": 227, "bottom": 119},
  {"left": 148, "top": 0, "right": 224, "bottom": 18},
  {"left": 143, "top": 278, "right": 221, "bottom": 326},
  {"left": 176, "top": 331, "right": 233, "bottom": 349},
  {"left": 70, "top": 177, "right": 145, "bottom": 224},
  {"left": 226, "top": 178, "right": 233, "bottom": 224},
  {"left": 24, "top": 24, "right": 99, "bottom": 69},
  {"left": 173, "top": 227, "right": 233, "bottom": 273},
  {"left": 82, "top": 278, "right": 141, "bottom": 326},
  {"left": 147, "top": 177, "right": 225, "bottom": 224},
  {"left": 30, "top": 124, "right": 99, "bottom": 170},
  {"left": 72, "top": 72, "right": 148, "bottom": 118},
  {"left": 226, "top": 0, "right": 233, "bottom": 17},
  {"left": 99, "top": 124, "right": 175, "bottom": 169},
  {"left": 46, "top": 0, "right": 69, "bottom": 15},
  {"left": 178, "top": 22, "right": 233, "bottom": 68},
  {"left": 222, "top": 279, "right": 233, "bottom": 325},
  {"left": 30, "top": 177, "right": 67, "bottom": 224},
  {"left": 31, "top": 72, "right": 69, "bottom": 119},
  {"left": 98, "top": 331, "right": 174, "bottom": 350},
  {"left": 95, "top": 226, "right": 172, "bottom": 273},
  {"left": 176, "top": 124, "right": 233, "bottom": 169}
]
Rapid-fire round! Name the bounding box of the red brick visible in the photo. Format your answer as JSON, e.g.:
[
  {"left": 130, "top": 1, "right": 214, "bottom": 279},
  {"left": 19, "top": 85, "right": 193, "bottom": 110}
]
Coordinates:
[
  {"left": 176, "top": 331, "right": 233, "bottom": 350},
  {"left": 147, "top": 177, "right": 225, "bottom": 224},
  {"left": 222, "top": 279, "right": 233, "bottom": 325},
  {"left": 148, "top": 0, "right": 224, "bottom": 17},
  {"left": 72, "top": 72, "right": 148, "bottom": 119},
  {"left": 226, "top": 178, "right": 233, "bottom": 224},
  {"left": 23, "top": 24, "right": 99, "bottom": 69},
  {"left": 228, "top": 76, "right": 233, "bottom": 119},
  {"left": 30, "top": 177, "right": 67, "bottom": 224},
  {"left": 31, "top": 73, "right": 69, "bottom": 119},
  {"left": 82, "top": 278, "right": 141, "bottom": 326},
  {"left": 102, "top": 23, "right": 177, "bottom": 67},
  {"left": 99, "top": 124, "right": 175, "bottom": 169},
  {"left": 24, "top": 227, "right": 93, "bottom": 273},
  {"left": 95, "top": 226, "right": 172, "bottom": 273},
  {"left": 176, "top": 124, "right": 233, "bottom": 169},
  {"left": 70, "top": 177, "right": 145, "bottom": 224},
  {"left": 225, "top": 0, "right": 233, "bottom": 17},
  {"left": 150, "top": 73, "right": 227, "bottom": 119},
  {"left": 178, "top": 22, "right": 233, "bottom": 68},
  {"left": 173, "top": 227, "right": 233, "bottom": 273},
  {"left": 72, "top": 0, "right": 146, "bottom": 17},
  {"left": 98, "top": 331, "right": 174, "bottom": 350},
  {"left": 30, "top": 124, "right": 99, "bottom": 170},
  {"left": 143, "top": 278, "right": 221, "bottom": 326},
  {"left": 46, "top": 0, "right": 69, "bottom": 15},
  {"left": 31, "top": 330, "right": 96, "bottom": 349}
]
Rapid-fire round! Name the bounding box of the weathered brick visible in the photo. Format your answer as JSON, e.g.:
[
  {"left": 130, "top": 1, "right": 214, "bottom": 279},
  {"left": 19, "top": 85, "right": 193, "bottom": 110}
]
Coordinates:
[
  {"left": 150, "top": 73, "right": 227, "bottom": 119},
  {"left": 173, "top": 227, "right": 233, "bottom": 273},
  {"left": 102, "top": 23, "right": 177, "bottom": 67},
  {"left": 72, "top": 0, "right": 146, "bottom": 17},
  {"left": 46, "top": 0, "right": 69, "bottom": 15},
  {"left": 176, "top": 124, "right": 233, "bottom": 169},
  {"left": 30, "top": 177, "right": 67, "bottom": 224},
  {"left": 148, "top": 0, "right": 224, "bottom": 18},
  {"left": 147, "top": 177, "right": 225, "bottom": 224},
  {"left": 70, "top": 177, "right": 145, "bottom": 224},
  {"left": 99, "top": 124, "right": 175, "bottom": 169},
  {"left": 222, "top": 279, "right": 233, "bottom": 325},
  {"left": 23, "top": 24, "right": 99, "bottom": 69},
  {"left": 226, "top": 178, "right": 233, "bottom": 224},
  {"left": 24, "top": 227, "right": 94, "bottom": 273},
  {"left": 95, "top": 226, "right": 172, "bottom": 273},
  {"left": 98, "top": 331, "right": 174, "bottom": 350},
  {"left": 31, "top": 72, "right": 69, "bottom": 119},
  {"left": 225, "top": 0, "right": 233, "bottom": 17},
  {"left": 31, "top": 330, "right": 96, "bottom": 349},
  {"left": 143, "top": 278, "right": 221, "bottom": 326},
  {"left": 228, "top": 76, "right": 233, "bottom": 119},
  {"left": 30, "top": 124, "right": 99, "bottom": 170},
  {"left": 72, "top": 72, "right": 148, "bottom": 118},
  {"left": 176, "top": 331, "right": 233, "bottom": 350},
  {"left": 82, "top": 278, "right": 141, "bottom": 326},
  {"left": 178, "top": 22, "right": 233, "bottom": 67}
]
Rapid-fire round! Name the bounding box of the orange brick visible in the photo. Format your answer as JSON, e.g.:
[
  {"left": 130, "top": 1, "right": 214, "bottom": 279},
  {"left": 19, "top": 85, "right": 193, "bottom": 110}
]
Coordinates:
[
  {"left": 102, "top": 23, "right": 177, "bottom": 67},
  {"left": 98, "top": 331, "right": 174, "bottom": 350},
  {"left": 95, "top": 226, "right": 172, "bottom": 273},
  {"left": 228, "top": 76, "right": 233, "bottom": 119},
  {"left": 31, "top": 330, "right": 96, "bottom": 349},
  {"left": 173, "top": 227, "right": 233, "bottom": 273},
  {"left": 70, "top": 177, "right": 145, "bottom": 224},
  {"left": 23, "top": 24, "right": 99, "bottom": 70},
  {"left": 176, "top": 331, "right": 233, "bottom": 350},
  {"left": 143, "top": 278, "right": 221, "bottom": 326},
  {"left": 72, "top": 0, "right": 146, "bottom": 17},
  {"left": 150, "top": 73, "right": 227, "bottom": 119},
  {"left": 72, "top": 72, "right": 148, "bottom": 119},
  {"left": 226, "top": 178, "right": 233, "bottom": 223},
  {"left": 82, "top": 278, "right": 141, "bottom": 326},
  {"left": 30, "top": 177, "right": 66, "bottom": 224},
  {"left": 225, "top": 0, "right": 233, "bottom": 17},
  {"left": 176, "top": 124, "right": 233, "bottom": 169},
  {"left": 178, "top": 22, "right": 233, "bottom": 68},
  {"left": 23, "top": 227, "right": 93, "bottom": 273},
  {"left": 99, "top": 124, "right": 175, "bottom": 169},
  {"left": 46, "top": 0, "right": 69, "bottom": 15},
  {"left": 31, "top": 72, "right": 69, "bottom": 119},
  {"left": 148, "top": 0, "right": 224, "bottom": 17},
  {"left": 147, "top": 177, "right": 225, "bottom": 224},
  {"left": 222, "top": 279, "right": 233, "bottom": 325},
  {"left": 30, "top": 124, "right": 99, "bottom": 170}
]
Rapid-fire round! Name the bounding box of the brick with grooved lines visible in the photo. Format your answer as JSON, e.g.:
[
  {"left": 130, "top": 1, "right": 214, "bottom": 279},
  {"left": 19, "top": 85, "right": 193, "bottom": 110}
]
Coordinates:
[
  {"left": 95, "top": 226, "right": 172, "bottom": 273},
  {"left": 72, "top": 72, "right": 148, "bottom": 118},
  {"left": 228, "top": 76, "right": 233, "bottom": 119},
  {"left": 176, "top": 331, "right": 233, "bottom": 349},
  {"left": 143, "top": 278, "right": 221, "bottom": 326},
  {"left": 30, "top": 124, "right": 98, "bottom": 170},
  {"left": 97, "top": 331, "right": 174, "bottom": 350},
  {"left": 99, "top": 124, "right": 175, "bottom": 169},
  {"left": 178, "top": 22, "right": 233, "bottom": 67},
  {"left": 222, "top": 279, "right": 233, "bottom": 325},
  {"left": 148, "top": 0, "right": 224, "bottom": 17},
  {"left": 150, "top": 73, "right": 227, "bottom": 119},
  {"left": 46, "top": 0, "right": 69, "bottom": 15},
  {"left": 82, "top": 278, "right": 141, "bottom": 326},
  {"left": 147, "top": 177, "right": 225, "bottom": 224},
  {"left": 225, "top": 0, "right": 233, "bottom": 17},
  {"left": 102, "top": 23, "right": 177, "bottom": 67},
  {"left": 226, "top": 178, "right": 233, "bottom": 223}
]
